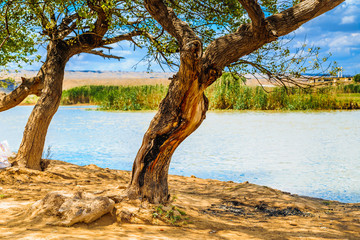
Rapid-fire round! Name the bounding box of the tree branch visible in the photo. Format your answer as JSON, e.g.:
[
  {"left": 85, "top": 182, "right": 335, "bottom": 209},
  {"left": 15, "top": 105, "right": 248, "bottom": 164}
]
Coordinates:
[
  {"left": 57, "top": 13, "right": 81, "bottom": 39},
  {"left": 144, "top": 0, "right": 199, "bottom": 48},
  {"left": 85, "top": 50, "right": 124, "bottom": 60},
  {"left": 28, "top": 0, "right": 50, "bottom": 31},
  {"left": 58, "top": 21, "right": 78, "bottom": 39},
  {"left": 266, "top": 0, "right": 344, "bottom": 37},
  {"left": 100, "top": 30, "right": 144, "bottom": 46},
  {"left": 202, "top": 0, "right": 345, "bottom": 86},
  {"left": 86, "top": 0, "right": 108, "bottom": 36},
  {"left": 0, "top": 75, "right": 44, "bottom": 112},
  {"left": 238, "top": 0, "right": 266, "bottom": 30},
  {"left": 234, "top": 59, "right": 311, "bottom": 88}
]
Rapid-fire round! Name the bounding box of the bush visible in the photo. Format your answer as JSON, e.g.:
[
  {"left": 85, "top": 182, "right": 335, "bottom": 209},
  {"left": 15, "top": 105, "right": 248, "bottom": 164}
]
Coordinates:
[{"left": 354, "top": 74, "right": 360, "bottom": 83}]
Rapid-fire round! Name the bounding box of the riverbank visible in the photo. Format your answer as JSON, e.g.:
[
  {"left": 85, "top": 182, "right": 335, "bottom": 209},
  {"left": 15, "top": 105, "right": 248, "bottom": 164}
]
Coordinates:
[
  {"left": 18, "top": 74, "right": 360, "bottom": 110},
  {"left": 58, "top": 79, "right": 360, "bottom": 111},
  {"left": 0, "top": 160, "right": 359, "bottom": 239}
]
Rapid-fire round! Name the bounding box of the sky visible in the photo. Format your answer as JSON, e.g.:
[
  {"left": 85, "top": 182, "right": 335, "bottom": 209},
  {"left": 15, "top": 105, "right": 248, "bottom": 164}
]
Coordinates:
[{"left": 21, "top": 0, "right": 360, "bottom": 75}]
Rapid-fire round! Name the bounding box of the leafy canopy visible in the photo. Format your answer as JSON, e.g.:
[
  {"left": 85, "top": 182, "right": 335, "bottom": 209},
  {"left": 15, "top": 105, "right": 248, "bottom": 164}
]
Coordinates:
[{"left": 0, "top": 0, "right": 40, "bottom": 69}]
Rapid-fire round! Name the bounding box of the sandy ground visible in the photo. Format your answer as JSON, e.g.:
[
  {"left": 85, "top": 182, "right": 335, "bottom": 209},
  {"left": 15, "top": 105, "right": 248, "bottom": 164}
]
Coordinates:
[{"left": 0, "top": 160, "right": 359, "bottom": 240}]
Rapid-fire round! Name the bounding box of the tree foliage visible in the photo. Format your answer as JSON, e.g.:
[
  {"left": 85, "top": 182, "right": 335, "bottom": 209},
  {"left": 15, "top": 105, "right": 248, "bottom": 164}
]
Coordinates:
[
  {"left": 354, "top": 74, "right": 360, "bottom": 83},
  {"left": 0, "top": 0, "right": 40, "bottom": 68},
  {"left": 142, "top": 0, "right": 339, "bottom": 85}
]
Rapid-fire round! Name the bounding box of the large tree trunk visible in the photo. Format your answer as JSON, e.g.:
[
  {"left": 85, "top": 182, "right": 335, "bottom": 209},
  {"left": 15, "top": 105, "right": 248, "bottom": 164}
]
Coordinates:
[
  {"left": 127, "top": 40, "right": 214, "bottom": 203},
  {"left": 14, "top": 41, "right": 69, "bottom": 170},
  {"left": 128, "top": 70, "right": 209, "bottom": 203}
]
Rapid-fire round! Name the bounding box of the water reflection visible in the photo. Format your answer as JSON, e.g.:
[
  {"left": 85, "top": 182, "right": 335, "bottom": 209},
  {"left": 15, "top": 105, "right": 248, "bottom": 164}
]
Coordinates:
[{"left": 1, "top": 106, "right": 359, "bottom": 203}]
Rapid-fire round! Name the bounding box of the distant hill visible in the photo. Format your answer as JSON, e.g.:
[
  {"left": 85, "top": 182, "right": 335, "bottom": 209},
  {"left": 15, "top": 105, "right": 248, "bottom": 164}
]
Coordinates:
[{"left": 1, "top": 70, "right": 174, "bottom": 90}]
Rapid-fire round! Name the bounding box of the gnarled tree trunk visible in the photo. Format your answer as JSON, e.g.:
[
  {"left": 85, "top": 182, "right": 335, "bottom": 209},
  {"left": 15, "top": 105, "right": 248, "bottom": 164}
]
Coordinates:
[
  {"left": 14, "top": 41, "right": 70, "bottom": 170},
  {"left": 128, "top": 40, "right": 216, "bottom": 203},
  {"left": 128, "top": 74, "right": 209, "bottom": 203}
]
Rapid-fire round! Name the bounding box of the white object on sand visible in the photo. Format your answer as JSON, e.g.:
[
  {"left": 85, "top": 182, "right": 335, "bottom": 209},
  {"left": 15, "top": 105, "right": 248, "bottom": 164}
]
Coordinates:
[{"left": 0, "top": 140, "right": 12, "bottom": 169}]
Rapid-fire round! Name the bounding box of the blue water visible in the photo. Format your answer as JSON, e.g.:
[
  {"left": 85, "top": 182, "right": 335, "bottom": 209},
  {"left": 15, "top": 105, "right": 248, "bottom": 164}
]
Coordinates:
[{"left": 1, "top": 106, "right": 360, "bottom": 203}]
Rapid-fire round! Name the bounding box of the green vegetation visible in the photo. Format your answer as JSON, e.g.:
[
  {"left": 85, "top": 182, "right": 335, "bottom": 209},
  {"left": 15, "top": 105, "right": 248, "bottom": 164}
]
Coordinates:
[
  {"left": 152, "top": 205, "right": 189, "bottom": 226},
  {"left": 61, "top": 85, "right": 168, "bottom": 110},
  {"left": 206, "top": 74, "right": 360, "bottom": 110},
  {"left": 0, "top": 78, "right": 15, "bottom": 88},
  {"left": 0, "top": 194, "right": 7, "bottom": 199},
  {"left": 61, "top": 74, "right": 360, "bottom": 111},
  {"left": 0, "top": 1, "right": 40, "bottom": 68},
  {"left": 353, "top": 74, "right": 360, "bottom": 83}
]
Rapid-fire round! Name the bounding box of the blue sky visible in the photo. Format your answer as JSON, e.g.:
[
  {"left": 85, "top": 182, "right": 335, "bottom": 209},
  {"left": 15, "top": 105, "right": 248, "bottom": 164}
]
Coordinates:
[{"left": 24, "top": 1, "right": 360, "bottom": 75}]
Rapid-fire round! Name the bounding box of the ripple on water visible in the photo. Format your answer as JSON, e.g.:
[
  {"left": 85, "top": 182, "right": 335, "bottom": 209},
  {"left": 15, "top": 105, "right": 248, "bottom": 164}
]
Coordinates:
[{"left": 1, "top": 107, "right": 359, "bottom": 203}]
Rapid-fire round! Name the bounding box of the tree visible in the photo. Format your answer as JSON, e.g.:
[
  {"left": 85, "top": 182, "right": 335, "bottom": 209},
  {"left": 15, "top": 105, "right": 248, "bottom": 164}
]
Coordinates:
[
  {"left": 354, "top": 74, "right": 360, "bottom": 83},
  {"left": 126, "top": 0, "right": 345, "bottom": 203},
  {"left": 0, "top": 0, "right": 148, "bottom": 170}
]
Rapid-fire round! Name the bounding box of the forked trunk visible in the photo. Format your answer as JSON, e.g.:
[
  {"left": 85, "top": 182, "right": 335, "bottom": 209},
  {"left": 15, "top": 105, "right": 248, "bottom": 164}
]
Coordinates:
[
  {"left": 127, "top": 74, "right": 209, "bottom": 203},
  {"left": 14, "top": 41, "right": 69, "bottom": 170}
]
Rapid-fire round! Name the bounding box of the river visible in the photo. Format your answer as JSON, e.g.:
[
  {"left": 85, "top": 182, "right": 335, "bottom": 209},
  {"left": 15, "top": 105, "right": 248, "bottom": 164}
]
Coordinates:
[{"left": 1, "top": 106, "right": 359, "bottom": 203}]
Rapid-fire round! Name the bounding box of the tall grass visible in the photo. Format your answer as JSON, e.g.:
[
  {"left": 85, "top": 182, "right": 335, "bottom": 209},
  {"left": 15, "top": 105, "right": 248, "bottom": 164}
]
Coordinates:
[
  {"left": 61, "top": 85, "right": 167, "bottom": 110},
  {"left": 61, "top": 74, "right": 360, "bottom": 111},
  {"left": 205, "top": 73, "right": 359, "bottom": 110},
  {"left": 337, "top": 84, "right": 360, "bottom": 93}
]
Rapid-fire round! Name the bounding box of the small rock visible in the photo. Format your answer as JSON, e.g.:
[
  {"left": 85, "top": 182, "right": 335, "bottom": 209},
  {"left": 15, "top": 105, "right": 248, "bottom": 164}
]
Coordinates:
[{"left": 190, "top": 175, "right": 196, "bottom": 178}]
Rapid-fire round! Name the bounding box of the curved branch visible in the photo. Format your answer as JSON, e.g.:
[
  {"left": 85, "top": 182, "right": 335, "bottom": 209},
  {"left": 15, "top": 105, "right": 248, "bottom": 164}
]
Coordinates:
[
  {"left": 100, "top": 30, "right": 144, "bottom": 46},
  {"left": 86, "top": 0, "right": 108, "bottom": 36},
  {"left": 144, "top": 0, "right": 199, "bottom": 48},
  {"left": 0, "top": 76, "right": 44, "bottom": 112},
  {"left": 238, "top": 0, "right": 266, "bottom": 30},
  {"left": 58, "top": 13, "right": 82, "bottom": 39},
  {"left": 266, "top": 0, "right": 344, "bottom": 37},
  {"left": 84, "top": 50, "right": 124, "bottom": 60},
  {"left": 234, "top": 59, "right": 311, "bottom": 88},
  {"left": 202, "top": 0, "right": 345, "bottom": 85}
]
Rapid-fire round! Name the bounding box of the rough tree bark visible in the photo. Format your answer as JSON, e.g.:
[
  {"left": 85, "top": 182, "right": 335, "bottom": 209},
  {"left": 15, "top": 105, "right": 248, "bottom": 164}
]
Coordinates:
[
  {"left": 0, "top": 76, "right": 43, "bottom": 112},
  {"left": 127, "top": 0, "right": 345, "bottom": 203},
  {"left": 14, "top": 40, "right": 70, "bottom": 170}
]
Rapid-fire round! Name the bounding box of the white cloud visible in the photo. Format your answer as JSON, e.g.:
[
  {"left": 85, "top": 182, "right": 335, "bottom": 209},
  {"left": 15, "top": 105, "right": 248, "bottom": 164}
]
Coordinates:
[
  {"left": 329, "top": 33, "right": 360, "bottom": 48},
  {"left": 294, "top": 26, "right": 308, "bottom": 34},
  {"left": 109, "top": 49, "right": 133, "bottom": 56},
  {"left": 345, "top": 0, "right": 360, "bottom": 6},
  {"left": 72, "top": 54, "right": 85, "bottom": 61},
  {"left": 341, "top": 15, "right": 356, "bottom": 24}
]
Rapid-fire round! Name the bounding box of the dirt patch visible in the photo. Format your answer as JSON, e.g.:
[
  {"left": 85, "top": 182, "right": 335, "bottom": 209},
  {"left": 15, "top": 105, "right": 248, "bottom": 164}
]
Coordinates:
[{"left": 0, "top": 160, "right": 359, "bottom": 239}]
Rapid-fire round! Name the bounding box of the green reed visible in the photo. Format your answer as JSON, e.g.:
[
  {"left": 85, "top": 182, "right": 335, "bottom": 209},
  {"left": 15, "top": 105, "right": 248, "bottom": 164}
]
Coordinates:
[{"left": 61, "top": 74, "right": 360, "bottom": 111}]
